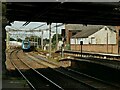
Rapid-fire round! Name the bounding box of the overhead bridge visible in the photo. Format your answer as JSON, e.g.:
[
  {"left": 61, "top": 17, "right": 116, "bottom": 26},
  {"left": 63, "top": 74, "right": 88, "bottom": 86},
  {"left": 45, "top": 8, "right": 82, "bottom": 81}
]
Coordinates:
[{"left": 6, "top": 2, "right": 120, "bottom": 26}]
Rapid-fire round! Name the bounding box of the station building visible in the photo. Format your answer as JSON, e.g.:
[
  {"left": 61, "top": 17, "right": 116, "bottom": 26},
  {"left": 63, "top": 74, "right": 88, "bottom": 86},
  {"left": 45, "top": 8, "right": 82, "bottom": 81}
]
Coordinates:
[{"left": 65, "top": 24, "right": 120, "bottom": 54}]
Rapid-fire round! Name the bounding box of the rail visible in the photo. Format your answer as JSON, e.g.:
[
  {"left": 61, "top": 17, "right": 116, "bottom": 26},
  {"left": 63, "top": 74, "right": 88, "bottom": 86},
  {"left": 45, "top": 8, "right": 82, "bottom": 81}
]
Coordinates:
[
  {"left": 9, "top": 49, "right": 36, "bottom": 90},
  {"left": 9, "top": 49, "right": 64, "bottom": 90},
  {"left": 26, "top": 51, "right": 120, "bottom": 90}
]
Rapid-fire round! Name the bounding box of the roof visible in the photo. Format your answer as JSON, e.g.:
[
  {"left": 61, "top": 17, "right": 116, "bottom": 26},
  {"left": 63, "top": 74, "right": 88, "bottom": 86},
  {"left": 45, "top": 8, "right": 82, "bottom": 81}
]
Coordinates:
[
  {"left": 72, "top": 25, "right": 103, "bottom": 38},
  {"left": 66, "top": 24, "right": 85, "bottom": 30},
  {"left": 5, "top": 2, "right": 120, "bottom": 26},
  {"left": 107, "top": 26, "right": 116, "bottom": 32},
  {"left": 72, "top": 25, "right": 116, "bottom": 38}
]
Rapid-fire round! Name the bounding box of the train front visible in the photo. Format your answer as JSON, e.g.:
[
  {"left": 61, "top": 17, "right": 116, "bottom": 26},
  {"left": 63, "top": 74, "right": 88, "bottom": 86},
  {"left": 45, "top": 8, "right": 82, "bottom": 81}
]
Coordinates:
[{"left": 22, "top": 40, "right": 30, "bottom": 52}]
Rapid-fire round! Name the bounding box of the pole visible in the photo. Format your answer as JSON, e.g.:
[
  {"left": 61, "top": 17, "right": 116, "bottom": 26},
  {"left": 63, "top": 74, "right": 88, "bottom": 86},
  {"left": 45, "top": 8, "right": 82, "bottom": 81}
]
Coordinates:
[
  {"left": 80, "top": 41, "right": 83, "bottom": 57},
  {"left": 37, "top": 35, "right": 39, "bottom": 48},
  {"left": 17, "top": 30, "right": 18, "bottom": 42},
  {"left": 34, "top": 32, "right": 35, "bottom": 47},
  {"left": 49, "top": 23, "right": 52, "bottom": 58},
  {"left": 75, "top": 37, "right": 77, "bottom": 50},
  {"left": 61, "top": 37, "right": 64, "bottom": 58},
  {"left": 56, "top": 23, "right": 58, "bottom": 50},
  {"left": 39, "top": 36, "right": 41, "bottom": 48},
  {"left": 6, "top": 31, "right": 9, "bottom": 50},
  {"left": 41, "top": 30, "right": 43, "bottom": 50},
  {"left": 81, "top": 44, "right": 82, "bottom": 57},
  {"left": 17, "top": 35, "right": 18, "bottom": 42},
  {"left": 107, "top": 32, "right": 108, "bottom": 53}
]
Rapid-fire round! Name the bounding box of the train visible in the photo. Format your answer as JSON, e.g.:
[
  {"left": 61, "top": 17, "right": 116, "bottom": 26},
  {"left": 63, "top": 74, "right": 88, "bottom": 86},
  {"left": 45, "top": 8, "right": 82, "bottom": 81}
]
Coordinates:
[
  {"left": 22, "top": 40, "right": 31, "bottom": 52},
  {"left": 22, "top": 39, "right": 38, "bottom": 52}
]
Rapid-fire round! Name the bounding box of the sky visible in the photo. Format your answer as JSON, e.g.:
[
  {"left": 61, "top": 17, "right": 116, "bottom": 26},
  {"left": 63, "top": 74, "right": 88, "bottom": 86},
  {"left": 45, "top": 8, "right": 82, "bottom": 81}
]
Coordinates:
[{"left": 5, "top": 21, "right": 65, "bottom": 40}]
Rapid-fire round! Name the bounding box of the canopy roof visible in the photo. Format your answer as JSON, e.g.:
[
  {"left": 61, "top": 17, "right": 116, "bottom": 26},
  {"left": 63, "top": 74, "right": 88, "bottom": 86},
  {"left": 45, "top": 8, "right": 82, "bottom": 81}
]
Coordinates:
[{"left": 6, "top": 2, "right": 120, "bottom": 26}]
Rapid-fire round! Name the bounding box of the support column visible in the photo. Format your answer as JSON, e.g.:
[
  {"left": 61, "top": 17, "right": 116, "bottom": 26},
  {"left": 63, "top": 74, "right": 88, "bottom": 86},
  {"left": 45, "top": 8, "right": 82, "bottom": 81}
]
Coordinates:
[
  {"left": 2, "top": 3, "right": 7, "bottom": 80},
  {"left": 6, "top": 31, "right": 10, "bottom": 50},
  {"left": 2, "top": 16, "right": 7, "bottom": 78},
  {"left": 0, "top": 2, "right": 2, "bottom": 89}
]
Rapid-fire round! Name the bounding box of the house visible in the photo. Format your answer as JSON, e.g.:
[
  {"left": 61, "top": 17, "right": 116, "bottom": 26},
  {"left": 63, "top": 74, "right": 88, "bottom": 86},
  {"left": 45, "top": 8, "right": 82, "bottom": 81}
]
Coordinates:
[
  {"left": 65, "top": 24, "right": 120, "bottom": 54},
  {"left": 70, "top": 26, "right": 116, "bottom": 45}
]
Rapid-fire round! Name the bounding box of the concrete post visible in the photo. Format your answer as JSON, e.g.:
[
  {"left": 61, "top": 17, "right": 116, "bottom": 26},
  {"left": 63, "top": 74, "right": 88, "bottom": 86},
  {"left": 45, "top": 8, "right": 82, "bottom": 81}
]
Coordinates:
[
  {"left": 37, "top": 35, "right": 39, "bottom": 48},
  {"left": 41, "top": 30, "right": 43, "bottom": 50},
  {"left": 75, "top": 37, "right": 77, "bottom": 51},
  {"left": 6, "top": 31, "right": 10, "bottom": 50},
  {"left": 107, "top": 32, "right": 108, "bottom": 53},
  {"left": 56, "top": 23, "right": 58, "bottom": 50},
  {"left": 34, "top": 34, "right": 35, "bottom": 46},
  {"left": 49, "top": 23, "right": 52, "bottom": 58}
]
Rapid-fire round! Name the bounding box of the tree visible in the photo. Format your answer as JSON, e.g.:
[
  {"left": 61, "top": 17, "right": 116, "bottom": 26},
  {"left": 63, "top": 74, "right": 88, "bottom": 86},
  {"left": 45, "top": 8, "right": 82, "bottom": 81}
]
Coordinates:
[
  {"left": 17, "top": 38, "right": 22, "bottom": 42},
  {"left": 52, "top": 34, "right": 62, "bottom": 45},
  {"left": 25, "top": 36, "right": 41, "bottom": 45},
  {"left": 43, "top": 38, "right": 49, "bottom": 46},
  {"left": 51, "top": 34, "right": 62, "bottom": 49},
  {"left": 10, "top": 38, "right": 16, "bottom": 41}
]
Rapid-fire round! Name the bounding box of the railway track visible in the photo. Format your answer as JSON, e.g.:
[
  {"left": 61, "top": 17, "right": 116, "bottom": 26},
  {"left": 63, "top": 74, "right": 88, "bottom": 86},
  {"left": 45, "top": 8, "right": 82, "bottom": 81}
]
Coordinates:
[
  {"left": 22, "top": 52, "right": 94, "bottom": 89},
  {"left": 25, "top": 51, "right": 120, "bottom": 90},
  {"left": 9, "top": 49, "right": 64, "bottom": 90}
]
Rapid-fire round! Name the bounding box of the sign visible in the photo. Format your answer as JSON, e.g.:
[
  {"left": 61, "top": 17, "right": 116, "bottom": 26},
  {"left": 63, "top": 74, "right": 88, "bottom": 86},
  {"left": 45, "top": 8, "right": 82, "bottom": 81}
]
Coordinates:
[{"left": 80, "top": 41, "right": 83, "bottom": 45}]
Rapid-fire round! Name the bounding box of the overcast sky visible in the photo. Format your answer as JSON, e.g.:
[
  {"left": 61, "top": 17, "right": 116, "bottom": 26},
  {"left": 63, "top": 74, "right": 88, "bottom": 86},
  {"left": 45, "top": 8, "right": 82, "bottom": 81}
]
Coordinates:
[{"left": 5, "top": 21, "right": 65, "bottom": 40}]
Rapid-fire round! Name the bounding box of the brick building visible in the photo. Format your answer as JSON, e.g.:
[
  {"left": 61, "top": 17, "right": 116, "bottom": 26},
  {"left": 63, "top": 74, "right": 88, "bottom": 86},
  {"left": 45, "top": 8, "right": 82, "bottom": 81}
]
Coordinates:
[{"left": 65, "top": 24, "right": 120, "bottom": 54}]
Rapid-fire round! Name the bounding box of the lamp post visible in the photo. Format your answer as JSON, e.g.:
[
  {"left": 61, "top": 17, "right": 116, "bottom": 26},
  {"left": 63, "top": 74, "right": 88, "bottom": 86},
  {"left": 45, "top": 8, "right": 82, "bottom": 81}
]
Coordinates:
[{"left": 80, "top": 41, "right": 83, "bottom": 57}]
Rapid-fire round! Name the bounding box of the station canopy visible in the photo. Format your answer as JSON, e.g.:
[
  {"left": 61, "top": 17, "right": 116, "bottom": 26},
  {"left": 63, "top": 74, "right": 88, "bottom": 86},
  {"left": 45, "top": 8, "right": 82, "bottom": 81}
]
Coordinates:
[{"left": 6, "top": 2, "right": 120, "bottom": 26}]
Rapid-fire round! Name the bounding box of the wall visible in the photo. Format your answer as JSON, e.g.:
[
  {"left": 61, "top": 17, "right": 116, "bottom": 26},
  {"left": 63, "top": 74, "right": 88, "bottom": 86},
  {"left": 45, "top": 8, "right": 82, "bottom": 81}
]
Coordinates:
[
  {"left": 65, "top": 24, "right": 82, "bottom": 44},
  {"left": 70, "top": 26, "right": 116, "bottom": 45},
  {"left": 89, "top": 26, "right": 116, "bottom": 44},
  {"left": 70, "top": 38, "right": 89, "bottom": 44},
  {"left": 115, "top": 26, "right": 120, "bottom": 54},
  {"left": 71, "top": 44, "right": 118, "bottom": 54}
]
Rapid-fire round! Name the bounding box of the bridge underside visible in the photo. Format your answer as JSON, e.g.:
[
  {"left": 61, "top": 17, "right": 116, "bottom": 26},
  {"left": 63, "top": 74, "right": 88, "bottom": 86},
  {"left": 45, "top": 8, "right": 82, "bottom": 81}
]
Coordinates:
[{"left": 6, "top": 2, "right": 120, "bottom": 26}]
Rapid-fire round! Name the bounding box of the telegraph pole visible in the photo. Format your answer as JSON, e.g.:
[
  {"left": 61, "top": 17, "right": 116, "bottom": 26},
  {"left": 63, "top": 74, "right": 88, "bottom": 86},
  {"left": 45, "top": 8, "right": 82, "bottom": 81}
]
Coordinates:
[
  {"left": 37, "top": 35, "right": 39, "bottom": 48},
  {"left": 41, "top": 30, "right": 43, "bottom": 50},
  {"left": 56, "top": 23, "right": 58, "bottom": 50},
  {"left": 49, "top": 23, "right": 52, "bottom": 58},
  {"left": 39, "top": 36, "right": 41, "bottom": 48},
  {"left": 33, "top": 31, "right": 35, "bottom": 46}
]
